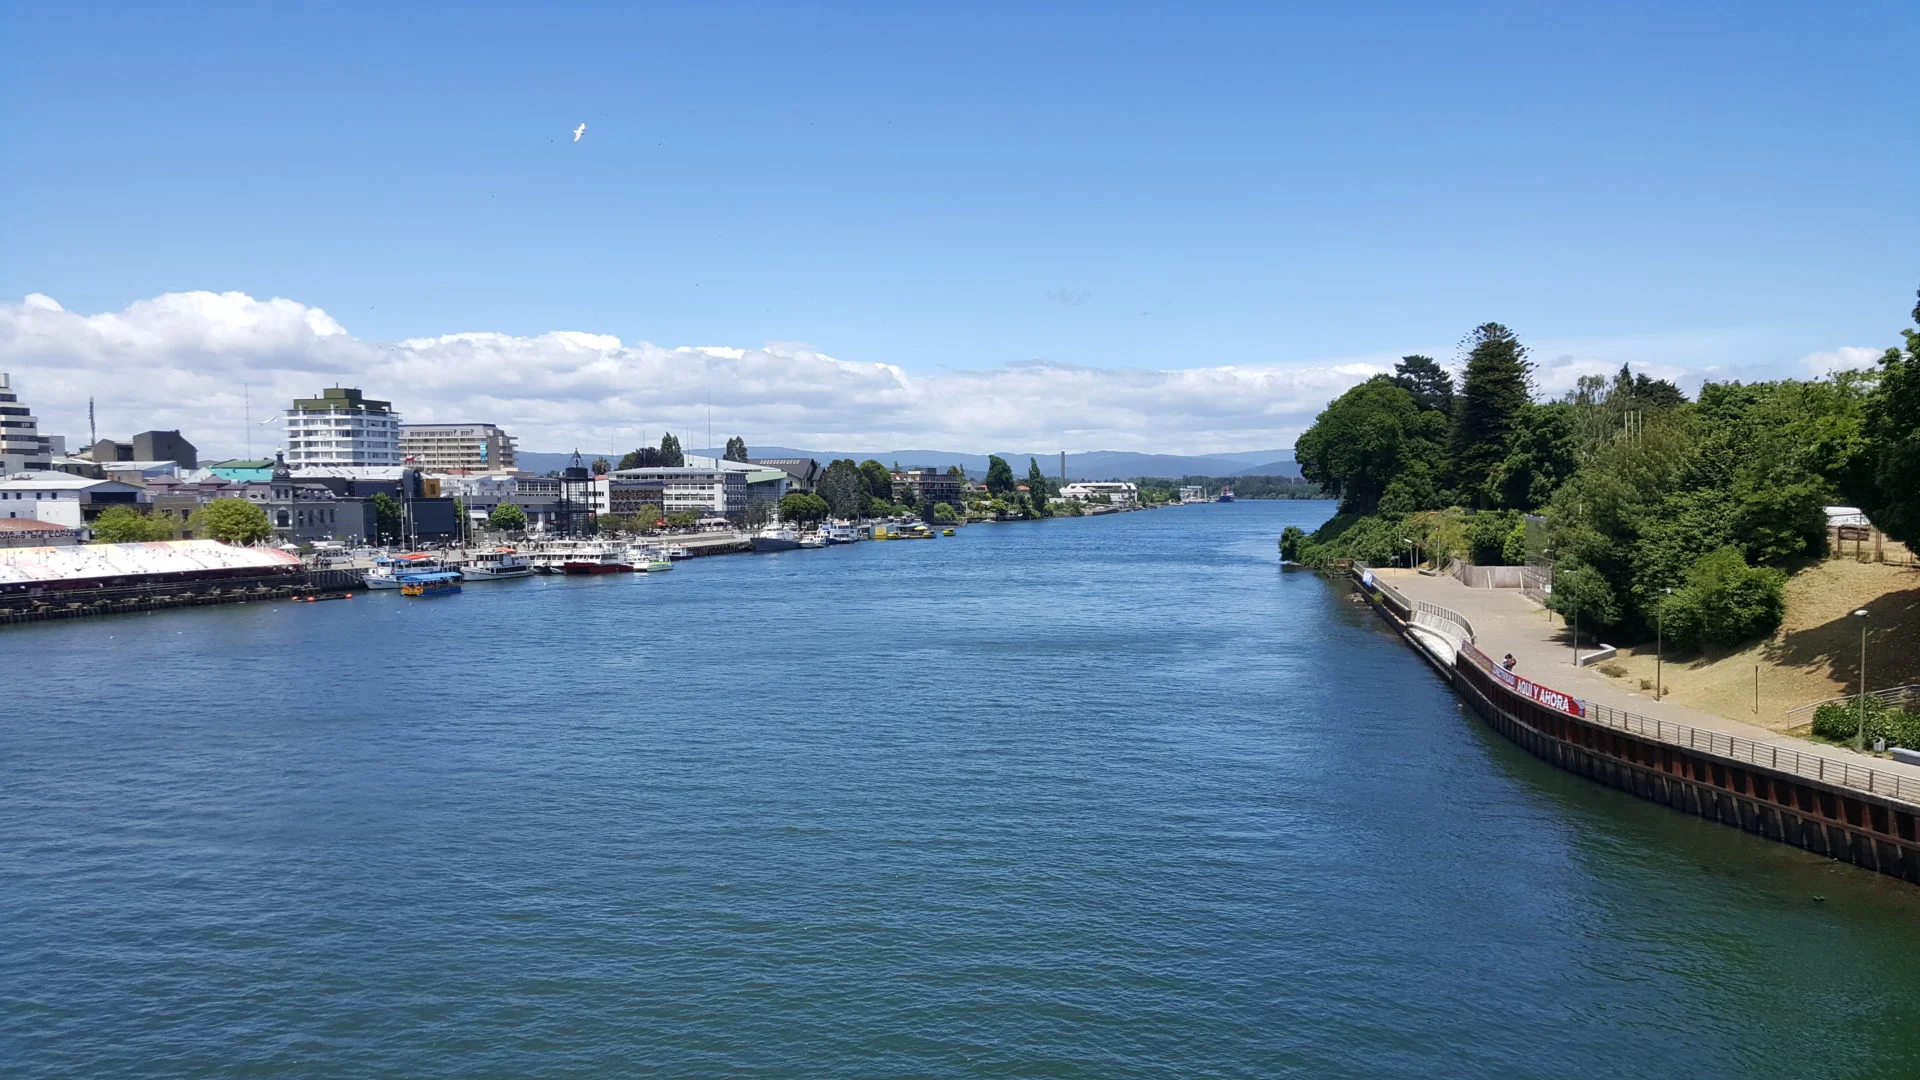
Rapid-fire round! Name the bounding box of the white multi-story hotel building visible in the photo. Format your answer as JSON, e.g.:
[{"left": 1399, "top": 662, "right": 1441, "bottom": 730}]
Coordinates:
[
  {"left": 284, "top": 387, "right": 401, "bottom": 468},
  {"left": 0, "top": 373, "right": 53, "bottom": 474},
  {"left": 399, "top": 423, "right": 518, "bottom": 472}
]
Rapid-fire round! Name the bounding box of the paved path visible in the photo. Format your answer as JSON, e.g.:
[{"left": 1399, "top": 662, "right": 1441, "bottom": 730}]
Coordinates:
[{"left": 1375, "top": 567, "right": 1920, "bottom": 792}]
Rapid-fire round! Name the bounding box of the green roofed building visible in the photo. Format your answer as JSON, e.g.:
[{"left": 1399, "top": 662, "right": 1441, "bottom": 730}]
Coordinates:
[{"left": 207, "top": 459, "right": 275, "bottom": 481}]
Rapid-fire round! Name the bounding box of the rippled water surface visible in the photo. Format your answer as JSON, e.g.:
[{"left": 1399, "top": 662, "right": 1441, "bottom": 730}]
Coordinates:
[{"left": 6, "top": 501, "right": 1920, "bottom": 1078}]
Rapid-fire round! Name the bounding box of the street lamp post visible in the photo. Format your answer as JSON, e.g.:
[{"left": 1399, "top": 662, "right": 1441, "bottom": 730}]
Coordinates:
[
  {"left": 1656, "top": 586, "right": 1672, "bottom": 700},
  {"left": 1570, "top": 570, "right": 1580, "bottom": 667},
  {"left": 1854, "top": 608, "right": 1871, "bottom": 750}
]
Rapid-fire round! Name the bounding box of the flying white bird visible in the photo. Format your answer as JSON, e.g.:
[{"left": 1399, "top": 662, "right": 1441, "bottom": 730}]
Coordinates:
[{"left": 572, "top": 123, "right": 586, "bottom": 142}]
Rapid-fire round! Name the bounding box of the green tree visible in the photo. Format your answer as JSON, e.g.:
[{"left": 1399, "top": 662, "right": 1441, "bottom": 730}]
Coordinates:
[
  {"left": 931, "top": 501, "right": 958, "bottom": 523},
  {"left": 1856, "top": 288, "right": 1920, "bottom": 545},
  {"left": 590, "top": 456, "right": 611, "bottom": 475},
  {"left": 192, "top": 497, "right": 274, "bottom": 545},
  {"left": 819, "top": 459, "right": 864, "bottom": 518},
  {"left": 1450, "top": 322, "right": 1533, "bottom": 508},
  {"left": 666, "top": 510, "right": 699, "bottom": 528},
  {"left": 859, "top": 460, "right": 895, "bottom": 503},
  {"left": 724, "top": 436, "right": 750, "bottom": 462},
  {"left": 1489, "top": 402, "right": 1578, "bottom": 511},
  {"left": 488, "top": 502, "right": 528, "bottom": 532},
  {"left": 370, "top": 492, "right": 404, "bottom": 544},
  {"left": 91, "top": 505, "right": 173, "bottom": 543},
  {"left": 1295, "top": 376, "right": 1443, "bottom": 514},
  {"left": 984, "top": 455, "right": 1016, "bottom": 494},
  {"left": 659, "top": 433, "right": 685, "bottom": 468},
  {"left": 778, "top": 492, "right": 830, "bottom": 524},
  {"left": 1547, "top": 562, "right": 1620, "bottom": 630},
  {"left": 1391, "top": 354, "right": 1455, "bottom": 414},
  {"left": 1025, "top": 458, "right": 1052, "bottom": 516},
  {"left": 618, "top": 446, "right": 663, "bottom": 470},
  {"left": 1659, "top": 547, "right": 1787, "bottom": 649}
]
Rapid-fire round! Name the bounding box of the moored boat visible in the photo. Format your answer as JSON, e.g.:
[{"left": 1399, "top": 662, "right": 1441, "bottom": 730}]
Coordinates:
[
  {"left": 562, "top": 542, "right": 634, "bottom": 574},
  {"left": 398, "top": 571, "right": 462, "bottom": 597},
  {"left": 461, "top": 548, "right": 532, "bottom": 580},
  {"left": 822, "top": 522, "right": 862, "bottom": 545},
  {"left": 634, "top": 546, "right": 673, "bottom": 572},
  {"left": 364, "top": 553, "right": 459, "bottom": 589},
  {"left": 750, "top": 526, "right": 801, "bottom": 553}
]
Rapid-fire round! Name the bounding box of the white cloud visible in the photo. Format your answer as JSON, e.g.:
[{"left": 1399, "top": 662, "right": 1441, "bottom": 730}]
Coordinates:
[
  {"left": 1799, "top": 345, "right": 1881, "bottom": 376},
  {"left": 0, "top": 290, "right": 1386, "bottom": 459}
]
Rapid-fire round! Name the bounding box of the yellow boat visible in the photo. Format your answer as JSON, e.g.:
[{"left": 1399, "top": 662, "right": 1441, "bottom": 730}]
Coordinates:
[{"left": 942, "top": 528, "right": 955, "bottom": 536}]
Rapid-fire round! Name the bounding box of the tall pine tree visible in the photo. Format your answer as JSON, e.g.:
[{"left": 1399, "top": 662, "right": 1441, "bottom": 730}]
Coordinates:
[
  {"left": 1025, "top": 458, "right": 1052, "bottom": 516},
  {"left": 723, "top": 436, "right": 749, "bottom": 462},
  {"left": 1449, "top": 323, "right": 1532, "bottom": 508},
  {"left": 659, "top": 432, "right": 685, "bottom": 467}
]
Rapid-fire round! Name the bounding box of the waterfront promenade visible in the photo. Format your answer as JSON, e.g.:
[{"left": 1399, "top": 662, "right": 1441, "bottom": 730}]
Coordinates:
[{"left": 1373, "top": 567, "right": 1920, "bottom": 794}]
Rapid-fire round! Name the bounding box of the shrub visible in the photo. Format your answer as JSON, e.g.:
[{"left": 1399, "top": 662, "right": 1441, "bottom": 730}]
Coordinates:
[
  {"left": 1464, "top": 510, "right": 1520, "bottom": 565},
  {"left": 1811, "top": 698, "right": 1920, "bottom": 748},
  {"left": 1660, "top": 547, "right": 1787, "bottom": 649},
  {"left": 1280, "top": 526, "right": 1307, "bottom": 562},
  {"left": 1598, "top": 662, "right": 1627, "bottom": 678}
]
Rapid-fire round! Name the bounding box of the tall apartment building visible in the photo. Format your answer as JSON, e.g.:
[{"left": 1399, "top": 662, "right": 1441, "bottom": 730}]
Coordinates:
[
  {"left": 0, "top": 373, "right": 52, "bottom": 474},
  {"left": 398, "top": 423, "right": 518, "bottom": 472},
  {"left": 284, "top": 387, "right": 401, "bottom": 468}
]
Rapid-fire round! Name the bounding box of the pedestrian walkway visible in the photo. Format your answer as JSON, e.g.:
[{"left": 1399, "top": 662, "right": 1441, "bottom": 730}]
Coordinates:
[{"left": 1375, "top": 567, "right": 1920, "bottom": 796}]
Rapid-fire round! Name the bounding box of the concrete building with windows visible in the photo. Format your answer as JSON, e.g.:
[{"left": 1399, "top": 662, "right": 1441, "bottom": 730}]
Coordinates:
[
  {"left": 399, "top": 423, "right": 518, "bottom": 473},
  {"left": 609, "top": 466, "right": 749, "bottom": 522},
  {"left": 0, "top": 472, "right": 148, "bottom": 530},
  {"left": 1057, "top": 481, "right": 1139, "bottom": 506},
  {"left": 0, "top": 373, "right": 52, "bottom": 474},
  {"left": 891, "top": 468, "right": 964, "bottom": 510},
  {"left": 284, "top": 387, "right": 402, "bottom": 468}
]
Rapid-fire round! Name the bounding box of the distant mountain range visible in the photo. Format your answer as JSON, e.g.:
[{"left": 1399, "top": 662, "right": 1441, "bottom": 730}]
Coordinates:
[{"left": 514, "top": 447, "right": 1298, "bottom": 480}]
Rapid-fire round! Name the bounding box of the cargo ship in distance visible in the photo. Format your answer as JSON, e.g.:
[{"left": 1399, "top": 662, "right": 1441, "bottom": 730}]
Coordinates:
[{"left": 1215, "top": 485, "right": 1235, "bottom": 503}]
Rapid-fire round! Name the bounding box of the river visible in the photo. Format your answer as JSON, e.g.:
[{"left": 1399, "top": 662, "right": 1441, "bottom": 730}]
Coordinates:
[{"left": 4, "top": 500, "right": 1918, "bottom": 1078}]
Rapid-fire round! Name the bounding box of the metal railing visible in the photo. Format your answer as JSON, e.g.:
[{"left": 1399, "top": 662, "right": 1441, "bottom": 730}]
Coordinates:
[
  {"left": 1783, "top": 685, "right": 1920, "bottom": 727},
  {"left": 1412, "top": 599, "right": 1475, "bottom": 645},
  {"left": 1457, "top": 644, "right": 1920, "bottom": 806}
]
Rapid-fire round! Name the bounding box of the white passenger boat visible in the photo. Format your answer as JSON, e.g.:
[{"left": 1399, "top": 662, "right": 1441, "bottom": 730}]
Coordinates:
[
  {"left": 364, "top": 553, "right": 460, "bottom": 589},
  {"left": 562, "top": 541, "right": 634, "bottom": 574},
  {"left": 665, "top": 544, "right": 691, "bottom": 560},
  {"left": 460, "top": 548, "right": 532, "bottom": 580},
  {"left": 798, "top": 532, "right": 826, "bottom": 549},
  {"left": 822, "top": 522, "right": 862, "bottom": 545},
  {"left": 634, "top": 547, "right": 673, "bottom": 572},
  {"left": 524, "top": 540, "right": 582, "bottom": 574}
]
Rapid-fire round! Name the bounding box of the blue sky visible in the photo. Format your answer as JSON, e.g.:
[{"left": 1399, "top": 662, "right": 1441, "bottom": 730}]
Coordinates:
[{"left": 1, "top": 2, "right": 1915, "bottom": 455}]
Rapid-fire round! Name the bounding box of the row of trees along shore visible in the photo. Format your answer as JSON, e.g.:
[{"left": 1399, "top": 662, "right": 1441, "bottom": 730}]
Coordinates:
[{"left": 1282, "top": 291, "right": 1920, "bottom": 649}]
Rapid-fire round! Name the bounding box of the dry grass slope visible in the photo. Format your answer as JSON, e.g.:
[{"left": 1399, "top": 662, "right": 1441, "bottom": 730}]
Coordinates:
[{"left": 1600, "top": 554, "right": 1920, "bottom": 732}]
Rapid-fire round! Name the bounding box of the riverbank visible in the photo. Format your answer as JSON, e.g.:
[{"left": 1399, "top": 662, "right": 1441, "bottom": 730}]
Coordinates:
[{"left": 1355, "top": 565, "right": 1920, "bottom": 883}]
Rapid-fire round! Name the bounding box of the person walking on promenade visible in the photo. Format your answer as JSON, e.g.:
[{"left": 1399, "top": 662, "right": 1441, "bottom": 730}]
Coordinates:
[{"left": 1502, "top": 653, "right": 1517, "bottom": 671}]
